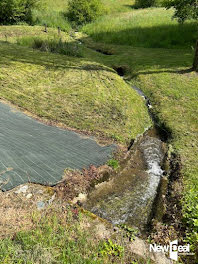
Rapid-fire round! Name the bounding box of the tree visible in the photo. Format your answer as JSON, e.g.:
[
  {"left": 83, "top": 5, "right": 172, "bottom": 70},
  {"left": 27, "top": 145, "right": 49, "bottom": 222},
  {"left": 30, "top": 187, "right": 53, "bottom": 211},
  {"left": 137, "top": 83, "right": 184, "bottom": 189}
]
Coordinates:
[
  {"left": 67, "top": 0, "right": 103, "bottom": 25},
  {"left": 164, "top": 0, "right": 198, "bottom": 71},
  {"left": 0, "top": 0, "right": 38, "bottom": 25}
]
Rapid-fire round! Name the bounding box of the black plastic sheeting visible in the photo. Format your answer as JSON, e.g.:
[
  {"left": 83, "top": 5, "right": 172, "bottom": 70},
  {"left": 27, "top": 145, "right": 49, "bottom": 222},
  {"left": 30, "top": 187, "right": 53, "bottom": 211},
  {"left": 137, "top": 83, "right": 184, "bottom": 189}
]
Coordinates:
[{"left": 0, "top": 102, "right": 117, "bottom": 191}]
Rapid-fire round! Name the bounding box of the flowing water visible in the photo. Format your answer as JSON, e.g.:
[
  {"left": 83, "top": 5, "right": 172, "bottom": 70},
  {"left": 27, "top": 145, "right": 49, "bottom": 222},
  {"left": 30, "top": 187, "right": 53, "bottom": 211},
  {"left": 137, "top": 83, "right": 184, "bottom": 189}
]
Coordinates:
[
  {"left": 81, "top": 82, "right": 167, "bottom": 230},
  {"left": 83, "top": 128, "right": 166, "bottom": 230}
]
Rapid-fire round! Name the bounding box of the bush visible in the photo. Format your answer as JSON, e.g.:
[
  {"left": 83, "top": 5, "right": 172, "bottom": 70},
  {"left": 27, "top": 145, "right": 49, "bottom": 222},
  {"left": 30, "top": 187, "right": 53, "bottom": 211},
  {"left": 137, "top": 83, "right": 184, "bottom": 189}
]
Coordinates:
[
  {"left": 135, "top": 0, "right": 156, "bottom": 8},
  {"left": 0, "top": 0, "right": 38, "bottom": 25},
  {"left": 67, "top": 0, "right": 103, "bottom": 25}
]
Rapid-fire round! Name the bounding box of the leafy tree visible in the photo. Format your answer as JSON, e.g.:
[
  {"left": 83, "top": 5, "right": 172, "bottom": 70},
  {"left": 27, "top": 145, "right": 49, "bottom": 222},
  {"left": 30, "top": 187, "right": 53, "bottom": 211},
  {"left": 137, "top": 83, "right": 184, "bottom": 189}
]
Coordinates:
[
  {"left": 164, "top": 0, "right": 198, "bottom": 71},
  {"left": 0, "top": 0, "right": 38, "bottom": 25},
  {"left": 67, "top": 0, "right": 103, "bottom": 25}
]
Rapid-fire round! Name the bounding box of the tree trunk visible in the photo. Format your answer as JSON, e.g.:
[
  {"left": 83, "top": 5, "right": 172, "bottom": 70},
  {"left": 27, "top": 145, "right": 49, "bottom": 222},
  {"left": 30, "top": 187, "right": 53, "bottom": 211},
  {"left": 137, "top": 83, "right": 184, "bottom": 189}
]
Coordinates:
[{"left": 193, "top": 39, "right": 198, "bottom": 71}]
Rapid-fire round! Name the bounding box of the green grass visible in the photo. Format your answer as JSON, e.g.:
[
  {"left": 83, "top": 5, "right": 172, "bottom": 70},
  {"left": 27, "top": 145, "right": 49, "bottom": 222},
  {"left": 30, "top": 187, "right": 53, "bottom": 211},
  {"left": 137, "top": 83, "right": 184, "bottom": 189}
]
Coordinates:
[
  {"left": 0, "top": 26, "right": 151, "bottom": 144},
  {"left": 0, "top": 25, "right": 71, "bottom": 43},
  {"left": 133, "top": 69, "right": 198, "bottom": 250},
  {"left": 31, "top": 0, "right": 71, "bottom": 31},
  {"left": 17, "top": 36, "right": 83, "bottom": 57},
  {"left": 83, "top": 8, "right": 198, "bottom": 49},
  {"left": 32, "top": 9, "right": 71, "bottom": 31},
  {"left": 0, "top": 207, "right": 129, "bottom": 263},
  {"left": 101, "top": 0, "right": 135, "bottom": 13},
  {"left": 31, "top": 0, "right": 135, "bottom": 31}
]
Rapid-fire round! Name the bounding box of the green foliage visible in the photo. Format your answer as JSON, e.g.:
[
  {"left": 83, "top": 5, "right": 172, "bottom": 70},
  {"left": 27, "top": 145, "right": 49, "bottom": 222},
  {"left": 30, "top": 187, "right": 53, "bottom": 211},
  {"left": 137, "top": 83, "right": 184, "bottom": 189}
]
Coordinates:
[
  {"left": 0, "top": 0, "right": 39, "bottom": 25},
  {"left": 164, "top": 0, "right": 198, "bottom": 22},
  {"left": 67, "top": 0, "right": 104, "bottom": 25},
  {"left": 99, "top": 239, "right": 124, "bottom": 258},
  {"left": 107, "top": 159, "right": 119, "bottom": 170},
  {"left": 17, "top": 36, "right": 83, "bottom": 57},
  {"left": 135, "top": 0, "right": 156, "bottom": 8},
  {"left": 119, "top": 224, "right": 138, "bottom": 241}
]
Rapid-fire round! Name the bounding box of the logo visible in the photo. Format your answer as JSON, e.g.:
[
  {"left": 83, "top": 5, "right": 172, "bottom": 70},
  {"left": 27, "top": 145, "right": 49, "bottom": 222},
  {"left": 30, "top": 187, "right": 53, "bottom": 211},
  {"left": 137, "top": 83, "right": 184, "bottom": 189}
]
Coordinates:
[{"left": 149, "top": 240, "right": 194, "bottom": 261}]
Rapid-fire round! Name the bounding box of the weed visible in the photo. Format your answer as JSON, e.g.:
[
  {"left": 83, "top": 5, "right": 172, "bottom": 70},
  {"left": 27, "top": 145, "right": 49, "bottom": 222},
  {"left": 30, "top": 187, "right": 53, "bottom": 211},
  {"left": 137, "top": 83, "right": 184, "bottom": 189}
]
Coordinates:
[
  {"left": 119, "top": 224, "right": 139, "bottom": 241},
  {"left": 99, "top": 239, "right": 124, "bottom": 258},
  {"left": 107, "top": 159, "right": 120, "bottom": 170}
]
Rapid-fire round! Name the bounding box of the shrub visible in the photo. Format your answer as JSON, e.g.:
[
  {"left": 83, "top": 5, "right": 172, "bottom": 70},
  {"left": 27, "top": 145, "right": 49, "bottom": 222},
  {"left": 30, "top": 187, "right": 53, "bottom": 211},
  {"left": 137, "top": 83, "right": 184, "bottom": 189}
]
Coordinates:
[
  {"left": 67, "top": 0, "right": 103, "bottom": 25},
  {"left": 135, "top": 0, "right": 156, "bottom": 8},
  {"left": 0, "top": 0, "right": 38, "bottom": 25}
]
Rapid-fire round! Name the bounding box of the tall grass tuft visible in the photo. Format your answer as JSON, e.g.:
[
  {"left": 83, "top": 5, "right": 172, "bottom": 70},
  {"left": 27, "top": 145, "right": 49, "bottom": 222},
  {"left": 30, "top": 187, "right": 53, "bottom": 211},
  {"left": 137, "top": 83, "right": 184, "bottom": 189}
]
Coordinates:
[
  {"left": 17, "top": 36, "right": 83, "bottom": 57},
  {"left": 32, "top": 9, "right": 71, "bottom": 32}
]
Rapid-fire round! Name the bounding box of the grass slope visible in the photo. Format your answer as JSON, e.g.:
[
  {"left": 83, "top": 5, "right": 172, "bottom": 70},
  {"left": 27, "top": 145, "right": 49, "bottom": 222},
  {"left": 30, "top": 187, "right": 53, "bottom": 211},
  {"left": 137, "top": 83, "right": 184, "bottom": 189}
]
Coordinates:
[{"left": 0, "top": 27, "right": 151, "bottom": 144}]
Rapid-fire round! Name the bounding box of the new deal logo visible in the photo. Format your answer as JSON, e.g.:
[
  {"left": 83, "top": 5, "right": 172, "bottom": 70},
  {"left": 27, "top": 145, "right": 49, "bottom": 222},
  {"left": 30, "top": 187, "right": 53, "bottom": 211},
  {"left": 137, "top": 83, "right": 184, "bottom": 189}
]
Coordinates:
[{"left": 149, "top": 240, "right": 193, "bottom": 261}]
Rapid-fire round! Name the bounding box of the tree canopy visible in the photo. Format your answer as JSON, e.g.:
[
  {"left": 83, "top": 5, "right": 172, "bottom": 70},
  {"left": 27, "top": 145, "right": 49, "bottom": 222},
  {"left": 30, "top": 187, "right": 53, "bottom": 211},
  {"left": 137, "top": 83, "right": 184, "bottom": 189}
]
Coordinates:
[
  {"left": 0, "top": 0, "right": 38, "bottom": 24},
  {"left": 164, "top": 0, "right": 198, "bottom": 22}
]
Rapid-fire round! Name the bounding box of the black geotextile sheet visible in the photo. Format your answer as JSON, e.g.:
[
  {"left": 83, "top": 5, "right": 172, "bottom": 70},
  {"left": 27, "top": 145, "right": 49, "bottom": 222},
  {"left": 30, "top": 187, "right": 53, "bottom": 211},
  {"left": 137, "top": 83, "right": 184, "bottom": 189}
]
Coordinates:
[{"left": 0, "top": 102, "right": 117, "bottom": 191}]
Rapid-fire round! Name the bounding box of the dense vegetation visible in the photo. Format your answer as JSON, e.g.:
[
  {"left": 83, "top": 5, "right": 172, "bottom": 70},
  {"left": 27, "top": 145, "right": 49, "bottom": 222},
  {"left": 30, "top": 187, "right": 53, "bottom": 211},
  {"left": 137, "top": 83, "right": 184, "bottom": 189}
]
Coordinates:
[
  {"left": 0, "top": 0, "right": 38, "bottom": 24},
  {"left": 67, "top": 0, "right": 104, "bottom": 25}
]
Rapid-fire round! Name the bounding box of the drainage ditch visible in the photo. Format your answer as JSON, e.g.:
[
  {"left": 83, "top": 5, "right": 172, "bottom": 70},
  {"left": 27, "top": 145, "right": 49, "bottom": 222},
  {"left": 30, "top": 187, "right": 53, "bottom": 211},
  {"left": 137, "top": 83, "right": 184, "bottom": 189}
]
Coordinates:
[{"left": 81, "top": 76, "right": 171, "bottom": 232}]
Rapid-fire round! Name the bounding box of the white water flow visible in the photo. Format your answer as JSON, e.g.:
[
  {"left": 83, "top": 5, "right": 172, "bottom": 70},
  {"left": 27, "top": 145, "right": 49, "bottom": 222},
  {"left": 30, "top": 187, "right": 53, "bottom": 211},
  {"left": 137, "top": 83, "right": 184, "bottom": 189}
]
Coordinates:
[{"left": 84, "top": 132, "right": 165, "bottom": 229}]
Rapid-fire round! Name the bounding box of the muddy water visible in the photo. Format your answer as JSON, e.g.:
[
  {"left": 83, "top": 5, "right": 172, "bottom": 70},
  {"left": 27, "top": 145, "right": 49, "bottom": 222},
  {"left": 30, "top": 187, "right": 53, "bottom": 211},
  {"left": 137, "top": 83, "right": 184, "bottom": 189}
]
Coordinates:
[{"left": 83, "top": 128, "right": 166, "bottom": 230}]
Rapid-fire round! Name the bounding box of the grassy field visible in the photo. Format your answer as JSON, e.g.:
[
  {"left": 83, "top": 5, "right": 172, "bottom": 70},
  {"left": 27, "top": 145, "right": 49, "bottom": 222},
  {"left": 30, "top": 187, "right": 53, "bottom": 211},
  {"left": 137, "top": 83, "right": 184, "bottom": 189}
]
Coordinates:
[
  {"left": 31, "top": 0, "right": 135, "bottom": 31},
  {"left": 83, "top": 8, "right": 197, "bottom": 49}
]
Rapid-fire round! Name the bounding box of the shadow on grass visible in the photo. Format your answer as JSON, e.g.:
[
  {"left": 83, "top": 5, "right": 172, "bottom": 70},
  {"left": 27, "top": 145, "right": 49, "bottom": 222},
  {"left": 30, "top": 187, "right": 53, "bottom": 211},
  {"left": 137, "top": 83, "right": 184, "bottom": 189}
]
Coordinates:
[
  {"left": 123, "top": 4, "right": 136, "bottom": 9},
  {"left": 0, "top": 41, "right": 115, "bottom": 73},
  {"left": 131, "top": 67, "right": 195, "bottom": 78},
  {"left": 80, "top": 22, "right": 197, "bottom": 76},
  {"left": 85, "top": 23, "right": 198, "bottom": 49}
]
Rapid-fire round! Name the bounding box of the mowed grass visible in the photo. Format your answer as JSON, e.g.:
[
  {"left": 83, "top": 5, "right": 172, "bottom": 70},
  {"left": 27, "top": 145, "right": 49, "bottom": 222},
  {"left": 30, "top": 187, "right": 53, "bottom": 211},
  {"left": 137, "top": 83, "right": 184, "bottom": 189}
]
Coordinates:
[
  {"left": 83, "top": 8, "right": 198, "bottom": 49},
  {"left": 0, "top": 27, "right": 151, "bottom": 144},
  {"left": 0, "top": 25, "right": 71, "bottom": 43}
]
